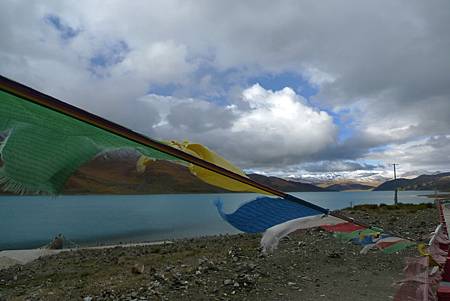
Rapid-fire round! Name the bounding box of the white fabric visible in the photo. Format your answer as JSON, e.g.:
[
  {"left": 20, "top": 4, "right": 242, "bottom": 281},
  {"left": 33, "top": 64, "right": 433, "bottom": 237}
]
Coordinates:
[
  {"left": 360, "top": 243, "right": 376, "bottom": 255},
  {"left": 428, "top": 224, "right": 442, "bottom": 245},
  {"left": 260, "top": 214, "right": 343, "bottom": 254}
]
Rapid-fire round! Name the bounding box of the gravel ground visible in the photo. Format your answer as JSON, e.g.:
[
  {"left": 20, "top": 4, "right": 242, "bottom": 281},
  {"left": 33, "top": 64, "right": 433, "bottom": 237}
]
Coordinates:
[{"left": 0, "top": 204, "right": 439, "bottom": 301}]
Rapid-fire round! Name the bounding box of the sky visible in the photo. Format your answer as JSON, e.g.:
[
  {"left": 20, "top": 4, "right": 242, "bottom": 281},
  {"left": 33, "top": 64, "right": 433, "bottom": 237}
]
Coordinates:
[{"left": 1, "top": 1, "right": 449, "bottom": 184}]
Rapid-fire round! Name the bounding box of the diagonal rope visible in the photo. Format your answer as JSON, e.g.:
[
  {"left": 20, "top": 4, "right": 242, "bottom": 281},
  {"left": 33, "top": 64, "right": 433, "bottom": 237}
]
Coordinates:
[{"left": 0, "top": 74, "right": 371, "bottom": 229}]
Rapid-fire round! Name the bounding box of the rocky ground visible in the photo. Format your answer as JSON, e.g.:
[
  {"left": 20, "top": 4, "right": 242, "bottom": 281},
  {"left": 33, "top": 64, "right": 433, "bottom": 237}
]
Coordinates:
[{"left": 0, "top": 203, "right": 439, "bottom": 301}]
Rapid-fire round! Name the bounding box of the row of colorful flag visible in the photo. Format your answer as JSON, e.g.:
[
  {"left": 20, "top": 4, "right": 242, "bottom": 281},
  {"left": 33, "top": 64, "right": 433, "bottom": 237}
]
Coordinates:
[
  {"left": 215, "top": 196, "right": 415, "bottom": 254},
  {"left": 322, "top": 222, "right": 415, "bottom": 254}
]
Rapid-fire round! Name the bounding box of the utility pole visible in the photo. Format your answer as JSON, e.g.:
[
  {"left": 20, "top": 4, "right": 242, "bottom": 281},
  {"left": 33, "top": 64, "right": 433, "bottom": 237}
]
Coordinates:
[{"left": 393, "top": 163, "right": 398, "bottom": 205}]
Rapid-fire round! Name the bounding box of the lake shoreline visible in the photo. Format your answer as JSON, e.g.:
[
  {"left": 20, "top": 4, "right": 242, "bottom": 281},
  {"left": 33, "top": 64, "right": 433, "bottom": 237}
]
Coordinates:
[
  {"left": 420, "top": 193, "right": 450, "bottom": 200},
  {"left": 0, "top": 203, "right": 439, "bottom": 300},
  {"left": 0, "top": 191, "right": 434, "bottom": 250}
]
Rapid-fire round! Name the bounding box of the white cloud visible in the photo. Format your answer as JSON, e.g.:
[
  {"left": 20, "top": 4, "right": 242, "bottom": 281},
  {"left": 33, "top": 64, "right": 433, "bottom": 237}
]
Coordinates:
[
  {"left": 230, "top": 84, "right": 336, "bottom": 163},
  {"left": 303, "top": 66, "right": 336, "bottom": 87},
  {"left": 115, "top": 41, "right": 195, "bottom": 84},
  {"left": 136, "top": 84, "right": 336, "bottom": 167},
  {"left": 367, "top": 136, "right": 450, "bottom": 174}
]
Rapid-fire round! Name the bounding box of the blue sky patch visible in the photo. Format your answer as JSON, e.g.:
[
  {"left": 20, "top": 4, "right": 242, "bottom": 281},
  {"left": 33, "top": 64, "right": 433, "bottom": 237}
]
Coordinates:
[
  {"left": 369, "top": 145, "right": 390, "bottom": 153},
  {"left": 248, "top": 72, "right": 318, "bottom": 99},
  {"left": 150, "top": 62, "right": 245, "bottom": 104},
  {"left": 148, "top": 83, "right": 180, "bottom": 96},
  {"left": 44, "top": 14, "right": 80, "bottom": 40},
  {"left": 88, "top": 40, "right": 130, "bottom": 77},
  {"left": 147, "top": 67, "right": 322, "bottom": 111},
  {"left": 328, "top": 110, "right": 355, "bottom": 142},
  {"left": 89, "top": 40, "right": 129, "bottom": 68}
]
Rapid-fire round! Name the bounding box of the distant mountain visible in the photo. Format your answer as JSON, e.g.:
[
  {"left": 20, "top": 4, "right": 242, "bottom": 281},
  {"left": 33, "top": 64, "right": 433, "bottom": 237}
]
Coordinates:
[
  {"left": 66, "top": 158, "right": 329, "bottom": 194},
  {"left": 1, "top": 153, "right": 327, "bottom": 194},
  {"left": 247, "top": 174, "right": 329, "bottom": 192},
  {"left": 63, "top": 155, "right": 228, "bottom": 194},
  {"left": 374, "top": 172, "right": 450, "bottom": 192},
  {"left": 325, "top": 183, "right": 374, "bottom": 191}
]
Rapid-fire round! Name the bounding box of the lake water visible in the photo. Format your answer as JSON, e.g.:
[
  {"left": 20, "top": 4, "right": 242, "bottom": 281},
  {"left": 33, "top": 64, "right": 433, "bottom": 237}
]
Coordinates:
[{"left": 0, "top": 191, "right": 435, "bottom": 250}]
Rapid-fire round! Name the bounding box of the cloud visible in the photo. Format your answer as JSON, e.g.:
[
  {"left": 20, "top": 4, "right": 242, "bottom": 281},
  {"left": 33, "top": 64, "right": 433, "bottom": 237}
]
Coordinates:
[
  {"left": 114, "top": 41, "right": 195, "bottom": 84},
  {"left": 136, "top": 94, "right": 235, "bottom": 133},
  {"left": 303, "top": 67, "right": 336, "bottom": 87},
  {"left": 367, "top": 135, "right": 450, "bottom": 174},
  {"left": 1, "top": 1, "right": 449, "bottom": 180},
  {"left": 166, "top": 100, "right": 235, "bottom": 132},
  {"left": 138, "top": 85, "right": 336, "bottom": 167},
  {"left": 228, "top": 84, "right": 336, "bottom": 165},
  {"left": 302, "top": 161, "right": 378, "bottom": 173},
  {"left": 44, "top": 14, "right": 81, "bottom": 40}
]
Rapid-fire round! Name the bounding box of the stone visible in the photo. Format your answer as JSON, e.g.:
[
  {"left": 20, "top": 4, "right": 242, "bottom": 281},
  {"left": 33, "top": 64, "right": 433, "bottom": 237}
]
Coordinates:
[{"left": 132, "top": 263, "right": 145, "bottom": 274}]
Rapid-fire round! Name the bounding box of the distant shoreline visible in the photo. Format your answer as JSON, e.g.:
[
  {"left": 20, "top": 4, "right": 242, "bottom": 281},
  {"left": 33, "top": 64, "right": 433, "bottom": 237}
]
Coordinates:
[
  {"left": 420, "top": 193, "right": 450, "bottom": 200},
  {"left": 0, "top": 189, "right": 440, "bottom": 196},
  {"left": 0, "top": 241, "right": 173, "bottom": 270}
]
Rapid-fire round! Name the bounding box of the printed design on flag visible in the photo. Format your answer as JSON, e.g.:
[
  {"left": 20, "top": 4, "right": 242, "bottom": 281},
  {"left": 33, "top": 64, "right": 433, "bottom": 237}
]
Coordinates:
[
  {"left": 214, "top": 197, "right": 324, "bottom": 233},
  {"left": 321, "top": 222, "right": 415, "bottom": 254},
  {"left": 215, "top": 196, "right": 416, "bottom": 255}
]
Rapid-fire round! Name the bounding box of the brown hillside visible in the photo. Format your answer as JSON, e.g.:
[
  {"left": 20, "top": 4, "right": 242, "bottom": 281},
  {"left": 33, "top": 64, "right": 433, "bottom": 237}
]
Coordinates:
[{"left": 64, "top": 155, "right": 227, "bottom": 194}]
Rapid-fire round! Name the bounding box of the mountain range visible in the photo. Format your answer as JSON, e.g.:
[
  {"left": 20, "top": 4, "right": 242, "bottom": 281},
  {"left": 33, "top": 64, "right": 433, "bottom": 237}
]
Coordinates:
[
  {"left": 63, "top": 154, "right": 329, "bottom": 194},
  {"left": 1, "top": 151, "right": 449, "bottom": 194},
  {"left": 324, "top": 183, "right": 374, "bottom": 191},
  {"left": 373, "top": 172, "right": 450, "bottom": 192},
  {"left": 62, "top": 159, "right": 450, "bottom": 194}
]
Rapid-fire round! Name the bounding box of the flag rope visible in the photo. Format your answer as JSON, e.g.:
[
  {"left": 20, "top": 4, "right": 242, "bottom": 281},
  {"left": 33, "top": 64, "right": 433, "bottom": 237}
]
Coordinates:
[{"left": 0, "top": 74, "right": 371, "bottom": 229}]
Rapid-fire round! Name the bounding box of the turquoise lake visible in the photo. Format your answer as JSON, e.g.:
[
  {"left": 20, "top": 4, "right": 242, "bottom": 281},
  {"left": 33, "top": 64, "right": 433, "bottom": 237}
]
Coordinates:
[{"left": 0, "top": 191, "right": 435, "bottom": 250}]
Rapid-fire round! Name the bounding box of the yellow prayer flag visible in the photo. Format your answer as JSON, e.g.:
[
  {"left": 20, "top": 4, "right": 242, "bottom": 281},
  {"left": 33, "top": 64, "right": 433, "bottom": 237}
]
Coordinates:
[{"left": 138, "top": 140, "right": 270, "bottom": 195}]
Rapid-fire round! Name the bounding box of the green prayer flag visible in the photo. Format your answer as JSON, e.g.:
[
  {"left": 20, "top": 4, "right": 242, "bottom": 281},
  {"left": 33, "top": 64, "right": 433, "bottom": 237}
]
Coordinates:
[
  {"left": 0, "top": 90, "right": 181, "bottom": 194},
  {"left": 381, "top": 241, "right": 416, "bottom": 254}
]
